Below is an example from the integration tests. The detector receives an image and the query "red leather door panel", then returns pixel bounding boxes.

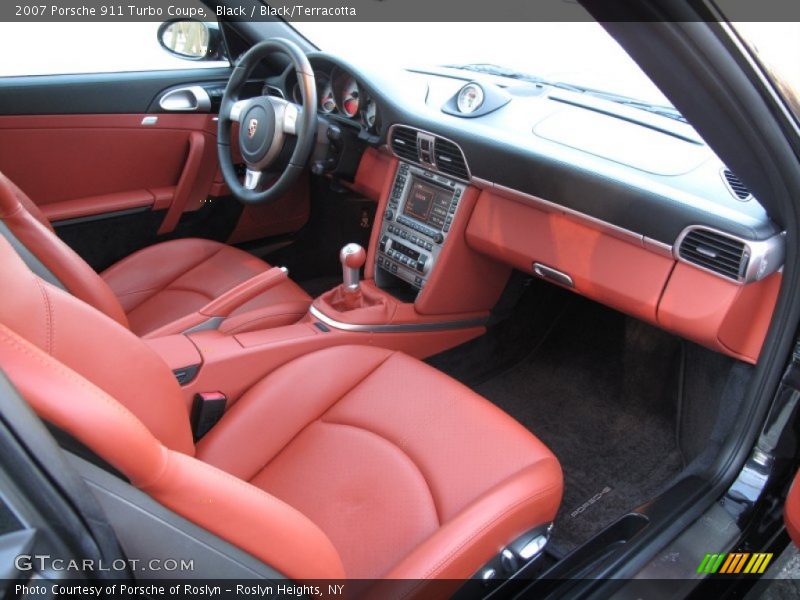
[0,113,217,226]
[0,112,310,244]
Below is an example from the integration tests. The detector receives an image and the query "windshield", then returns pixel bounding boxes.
[724,21,800,124]
[293,22,673,108]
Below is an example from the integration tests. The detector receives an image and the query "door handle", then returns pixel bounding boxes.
[158,86,211,112]
[157,131,206,235]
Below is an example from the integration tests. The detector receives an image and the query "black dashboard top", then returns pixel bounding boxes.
[267,52,780,247]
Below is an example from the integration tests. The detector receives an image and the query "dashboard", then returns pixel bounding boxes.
[259,51,784,364]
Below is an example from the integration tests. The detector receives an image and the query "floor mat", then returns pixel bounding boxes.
[474,296,685,556]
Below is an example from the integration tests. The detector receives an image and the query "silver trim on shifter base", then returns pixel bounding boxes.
[309,306,486,333]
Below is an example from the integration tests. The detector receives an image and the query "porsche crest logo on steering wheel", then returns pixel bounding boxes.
[247,118,258,138]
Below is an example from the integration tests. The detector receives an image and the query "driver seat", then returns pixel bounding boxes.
[0,171,312,337]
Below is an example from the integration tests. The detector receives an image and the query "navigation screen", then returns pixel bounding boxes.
[403,177,453,230]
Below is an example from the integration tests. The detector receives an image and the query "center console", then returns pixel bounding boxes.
[376,162,467,291]
[150,147,514,412]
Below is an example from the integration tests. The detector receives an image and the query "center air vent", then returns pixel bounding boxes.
[433,138,469,180]
[389,126,419,163]
[388,125,471,181]
[722,168,751,200]
[678,228,748,281]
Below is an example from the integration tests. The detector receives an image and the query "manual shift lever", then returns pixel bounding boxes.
[339,243,367,292]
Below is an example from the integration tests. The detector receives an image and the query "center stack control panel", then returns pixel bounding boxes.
[376,162,467,290]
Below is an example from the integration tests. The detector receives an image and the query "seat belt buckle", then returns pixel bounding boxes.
[190,392,227,441]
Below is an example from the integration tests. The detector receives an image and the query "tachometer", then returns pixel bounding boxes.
[341,77,360,118]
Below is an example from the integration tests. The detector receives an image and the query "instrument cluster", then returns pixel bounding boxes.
[284,67,380,133]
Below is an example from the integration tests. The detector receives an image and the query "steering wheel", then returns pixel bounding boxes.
[217,38,317,204]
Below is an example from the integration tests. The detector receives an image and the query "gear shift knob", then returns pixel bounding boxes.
[340,243,366,291]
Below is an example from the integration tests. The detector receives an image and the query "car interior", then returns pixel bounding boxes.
[0,7,794,597]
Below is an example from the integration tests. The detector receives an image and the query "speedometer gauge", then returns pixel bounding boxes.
[341,77,360,118]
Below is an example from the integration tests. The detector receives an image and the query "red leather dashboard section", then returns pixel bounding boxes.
[466,190,673,324]
[465,189,779,364]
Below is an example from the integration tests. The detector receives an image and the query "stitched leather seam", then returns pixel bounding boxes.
[147,449,342,576]
[1,198,25,220]
[0,326,159,457]
[165,247,226,294]
[318,419,442,525]
[112,246,225,312]
[408,480,561,588]
[34,278,53,355]
[246,351,396,479]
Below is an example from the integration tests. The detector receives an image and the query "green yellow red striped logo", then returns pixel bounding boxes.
[697,552,773,575]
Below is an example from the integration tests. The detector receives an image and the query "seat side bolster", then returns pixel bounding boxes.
[0,322,344,581]
[144,451,345,580]
[381,458,563,582]
[0,322,169,486]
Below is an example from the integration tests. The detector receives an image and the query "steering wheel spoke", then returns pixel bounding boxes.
[229,99,250,123]
[282,101,300,135]
[243,168,262,190]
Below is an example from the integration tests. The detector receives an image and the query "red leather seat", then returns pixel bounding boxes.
[0,236,563,586]
[0,171,311,336]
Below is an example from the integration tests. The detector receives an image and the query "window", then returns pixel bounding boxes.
[0,19,228,77]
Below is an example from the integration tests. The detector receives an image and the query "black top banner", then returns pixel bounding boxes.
[2,0,800,22]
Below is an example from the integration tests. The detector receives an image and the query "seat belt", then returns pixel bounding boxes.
[0,370,130,578]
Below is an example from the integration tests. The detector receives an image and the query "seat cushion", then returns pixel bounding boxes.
[100,238,311,336]
[196,345,563,580]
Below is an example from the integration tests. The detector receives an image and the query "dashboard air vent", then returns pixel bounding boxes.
[678,228,748,280]
[390,126,419,163]
[723,169,751,200]
[433,138,469,180]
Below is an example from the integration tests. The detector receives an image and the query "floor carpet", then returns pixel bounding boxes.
[474,297,685,556]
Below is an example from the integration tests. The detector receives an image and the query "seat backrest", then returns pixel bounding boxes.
[0,171,129,329]
[0,236,345,579]
[0,235,192,454]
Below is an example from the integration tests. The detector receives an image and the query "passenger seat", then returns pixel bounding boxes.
[0,236,562,587]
